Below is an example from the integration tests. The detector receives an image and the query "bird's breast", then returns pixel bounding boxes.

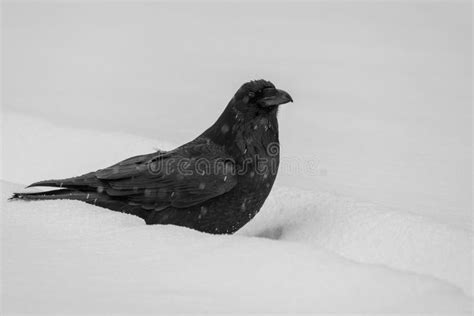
[233,121,280,203]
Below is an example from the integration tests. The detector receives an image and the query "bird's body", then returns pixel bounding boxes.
[10,80,292,234]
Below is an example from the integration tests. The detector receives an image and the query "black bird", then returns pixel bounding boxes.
[10,80,293,234]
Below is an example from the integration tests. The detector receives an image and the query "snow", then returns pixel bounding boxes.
[240,187,473,297]
[1,112,473,314]
[2,2,472,313]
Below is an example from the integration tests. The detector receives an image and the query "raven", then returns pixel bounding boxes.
[10,80,293,234]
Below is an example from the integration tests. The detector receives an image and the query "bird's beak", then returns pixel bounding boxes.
[258,88,293,107]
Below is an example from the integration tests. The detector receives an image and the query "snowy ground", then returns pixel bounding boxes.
[1,112,472,314]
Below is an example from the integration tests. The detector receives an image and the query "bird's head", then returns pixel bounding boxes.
[201,79,292,146]
[231,80,293,115]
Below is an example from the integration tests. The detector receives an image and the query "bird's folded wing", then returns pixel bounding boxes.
[95,142,237,210]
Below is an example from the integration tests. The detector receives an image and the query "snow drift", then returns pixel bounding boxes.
[1,112,472,314]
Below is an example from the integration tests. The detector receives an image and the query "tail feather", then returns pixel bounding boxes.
[10,189,96,202]
[10,189,151,223]
[26,172,101,189]
[26,180,69,188]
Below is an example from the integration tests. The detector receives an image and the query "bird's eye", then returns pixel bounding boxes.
[248,92,255,98]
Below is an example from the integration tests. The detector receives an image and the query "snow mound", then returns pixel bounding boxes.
[240,187,473,297]
[2,181,472,314]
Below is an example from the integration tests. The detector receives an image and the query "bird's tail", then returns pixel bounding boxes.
[9,173,103,203]
[9,188,151,223]
[9,189,99,203]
